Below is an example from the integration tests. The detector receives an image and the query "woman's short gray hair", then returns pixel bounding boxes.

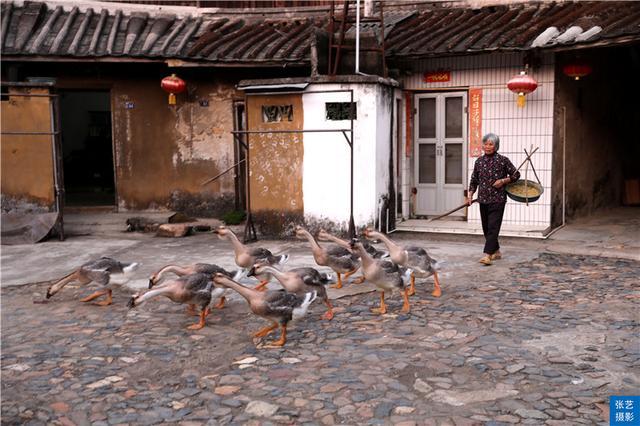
[482,133,500,151]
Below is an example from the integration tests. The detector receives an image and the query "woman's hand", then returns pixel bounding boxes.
[493,178,509,189]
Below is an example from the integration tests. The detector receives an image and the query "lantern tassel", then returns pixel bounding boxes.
[517,93,526,108]
[168,93,176,105]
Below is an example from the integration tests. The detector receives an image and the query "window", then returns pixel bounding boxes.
[262,105,293,122]
[326,102,356,120]
[1,85,9,102]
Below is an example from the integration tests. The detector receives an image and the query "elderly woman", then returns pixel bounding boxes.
[466,133,520,265]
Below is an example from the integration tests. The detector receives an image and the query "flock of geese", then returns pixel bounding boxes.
[44,226,442,347]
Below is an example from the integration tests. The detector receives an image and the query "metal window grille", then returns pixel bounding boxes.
[326,102,356,120]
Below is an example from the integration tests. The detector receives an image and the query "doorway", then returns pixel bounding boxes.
[414,92,467,216]
[59,91,115,206]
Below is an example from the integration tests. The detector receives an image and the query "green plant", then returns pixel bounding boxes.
[221,210,246,225]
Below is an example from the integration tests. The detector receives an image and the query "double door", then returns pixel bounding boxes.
[414,92,467,216]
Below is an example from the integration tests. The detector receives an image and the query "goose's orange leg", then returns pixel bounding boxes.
[351,268,366,284]
[80,288,112,306]
[187,307,209,330]
[401,287,411,313]
[264,325,287,347]
[408,273,416,296]
[254,280,269,292]
[321,298,334,320]
[253,322,278,338]
[330,273,343,289]
[186,304,199,316]
[432,272,442,297]
[212,296,226,309]
[343,268,358,283]
[371,291,387,314]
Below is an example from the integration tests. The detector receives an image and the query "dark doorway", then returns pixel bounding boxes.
[60,91,115,206]
[233,101,247,211]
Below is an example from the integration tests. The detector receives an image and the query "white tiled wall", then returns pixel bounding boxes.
[400,52,554,227]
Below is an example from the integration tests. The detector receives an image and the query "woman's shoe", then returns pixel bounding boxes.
[479,255,492,266]
[490,251,502,260]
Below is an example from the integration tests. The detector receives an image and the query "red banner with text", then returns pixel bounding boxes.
[469,88,483,157]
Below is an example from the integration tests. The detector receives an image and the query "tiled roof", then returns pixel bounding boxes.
[2,1,639,66]
[0,1,325,65]
[385,1,640,58]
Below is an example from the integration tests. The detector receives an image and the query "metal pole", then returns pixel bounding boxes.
[349,89,355,238]
[356,0,361,74]
[50,89,65,240]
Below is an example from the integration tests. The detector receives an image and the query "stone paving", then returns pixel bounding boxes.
[1,251,639,425]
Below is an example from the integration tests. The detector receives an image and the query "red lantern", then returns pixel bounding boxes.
[563,63,592,80]
[507,71,538,108]
[160,74,186,105]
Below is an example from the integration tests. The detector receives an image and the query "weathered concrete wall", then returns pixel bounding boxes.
[246,94,304,235]
[552,46,639,225]
[111,77,239,216]
[0,87,54,211]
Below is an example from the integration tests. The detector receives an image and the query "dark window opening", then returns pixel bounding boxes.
[60,91,115,206]
[1,85,9,101]
[326,102,356,120]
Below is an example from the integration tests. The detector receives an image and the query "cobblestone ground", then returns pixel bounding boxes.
[2,253,638,426]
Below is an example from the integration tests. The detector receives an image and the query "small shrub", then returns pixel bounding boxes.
[221,210,246,225]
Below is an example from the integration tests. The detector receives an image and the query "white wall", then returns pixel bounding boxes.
[400,52,555,227]
[302,83,393,229]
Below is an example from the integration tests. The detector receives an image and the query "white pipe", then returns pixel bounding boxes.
[355,0,360,74]
[562,106,566,227]
[386,208,389,233]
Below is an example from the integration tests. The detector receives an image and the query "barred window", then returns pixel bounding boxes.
[326,102,356,120]
[262,105,293,122]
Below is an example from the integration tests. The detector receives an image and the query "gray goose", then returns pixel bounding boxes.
[248,263,335,320]
[214,225,288,291]
[364,227,441,298]
[349,239,412,315]
[213,273,316,347]
[295,226,360,289]
[46,257,139,306]
[127,273,221,330]
[148,263,243,312]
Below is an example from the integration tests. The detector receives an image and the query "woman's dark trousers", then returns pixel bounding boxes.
[479,202,506,254]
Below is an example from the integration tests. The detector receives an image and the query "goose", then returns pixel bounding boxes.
[127,273,221,330]
[295,226,360,289]
[364,228,441,298]
[350,239,412,315]
[214,225,288,291]
[317,229,388,259]
[46,257,139,306]
[317,228,389,284]
[148,263,244,311]
[213,273,317,347]
[247,263,335,320]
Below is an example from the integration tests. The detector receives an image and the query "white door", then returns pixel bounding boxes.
[414,92,467,216]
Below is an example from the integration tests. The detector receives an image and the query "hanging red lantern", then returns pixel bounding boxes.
[160,74,186,105]
[507,71,538,108]
[563,63,592,80]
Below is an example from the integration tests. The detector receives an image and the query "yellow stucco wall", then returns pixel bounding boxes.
[0,87,55,206]
[246,94,304,213]
[110,78,239,211]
